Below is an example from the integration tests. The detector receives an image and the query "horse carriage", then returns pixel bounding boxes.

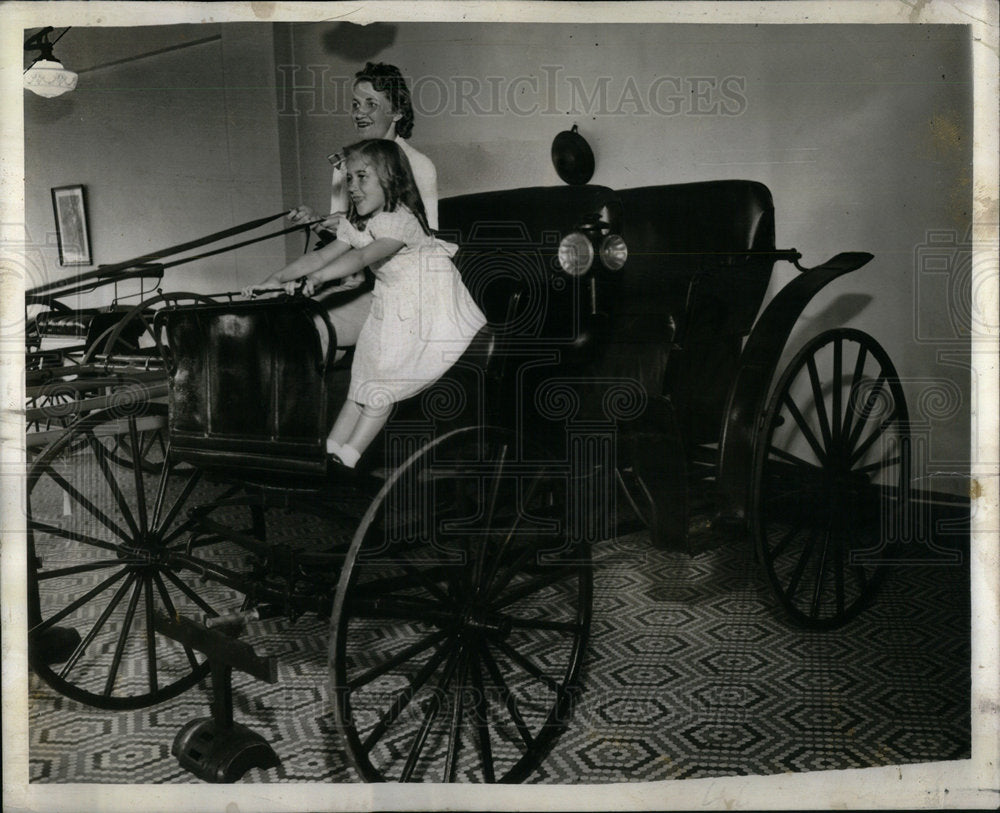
[24,179,909,783]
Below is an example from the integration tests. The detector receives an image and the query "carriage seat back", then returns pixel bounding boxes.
[439,185,622,327]
[615,180,776,344]
[600,181,778,441]
[156,299,334,476]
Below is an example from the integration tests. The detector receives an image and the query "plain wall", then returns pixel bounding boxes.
[23,23,287,305]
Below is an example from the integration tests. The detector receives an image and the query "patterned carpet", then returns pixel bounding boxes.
[28,502,971,784]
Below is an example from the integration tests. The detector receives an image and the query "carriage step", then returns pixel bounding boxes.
[153,612,281,783]
[172,718,279,784]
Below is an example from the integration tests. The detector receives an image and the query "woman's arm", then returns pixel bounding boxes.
[303,237,404,292]
[412,157,438,230]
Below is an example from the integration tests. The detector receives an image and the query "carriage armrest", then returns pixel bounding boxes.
[790,251,874,275]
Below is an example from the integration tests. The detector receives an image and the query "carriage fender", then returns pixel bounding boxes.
[715,251,874,523]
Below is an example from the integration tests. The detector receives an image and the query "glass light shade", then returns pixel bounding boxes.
[24,59,78,98]
[557,231,595,277]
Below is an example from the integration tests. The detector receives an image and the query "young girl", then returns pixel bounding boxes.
[247,139,486,468]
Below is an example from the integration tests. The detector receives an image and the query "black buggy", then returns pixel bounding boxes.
[25,180,910,782]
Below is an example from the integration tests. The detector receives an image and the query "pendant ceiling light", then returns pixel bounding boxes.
[24,27,77,98]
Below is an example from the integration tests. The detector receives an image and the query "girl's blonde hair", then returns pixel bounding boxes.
[342,140,431,235]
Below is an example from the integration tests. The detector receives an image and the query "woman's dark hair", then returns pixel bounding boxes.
[354,62,415,139]
[343,139,431,235]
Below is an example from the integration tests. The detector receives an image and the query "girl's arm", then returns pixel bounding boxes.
[301,237,404,293]
[246,238,353,294]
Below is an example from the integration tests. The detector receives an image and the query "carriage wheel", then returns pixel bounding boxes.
[331,426,592,783]
[27,402,263,709]
[101,416,171,474]
[80,292,220,368]
[752,328,910,628]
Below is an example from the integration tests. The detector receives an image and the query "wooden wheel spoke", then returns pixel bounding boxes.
[809,524,833,619]
[504,616,583,634]
[360,638,455,755]
[144,575,159,693]
[36,557,141,581]
[160,568,220,618]
[152,572,199,671]
[479,642,535,750]
[348,628,451,691]
[126,418,150,532]
[152,469,202,539]
[58,571,138,680]
[103,574,145,696]
[767,445,823,471]
[399,644,462,782]
[28,519,123,555]
[853,454,901,476]
[782,395,828,464]
[44,468,132,545]
[842,344,869,441]
[468,646,496,783]
[767,515,806,561]
[480,468,551,595]
[784,528,818,601]
[32,567,131,635]
[399,562,458,607]
[850,409,900,466]
[476,444,509,592]
[491,638,564,695]
[490,565,578,612]
[442,646,471,783]
[485,543,539,604]
[806,356,833,450]
[84,433,142,539]
[832,337,843,443]
[846,374,887,452]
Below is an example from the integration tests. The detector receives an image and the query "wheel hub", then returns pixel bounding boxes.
[462,606,511,638]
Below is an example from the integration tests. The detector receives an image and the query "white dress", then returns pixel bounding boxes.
[337,207,486,406]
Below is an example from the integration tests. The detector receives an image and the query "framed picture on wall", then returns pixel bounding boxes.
[51,184,92,266]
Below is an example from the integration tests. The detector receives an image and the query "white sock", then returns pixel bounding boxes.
[326,438,342,456]
[338,444,361,468]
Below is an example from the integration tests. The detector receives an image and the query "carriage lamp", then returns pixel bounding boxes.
[24,27,77,98]
[558,231,595,276]
[599,234,628,271]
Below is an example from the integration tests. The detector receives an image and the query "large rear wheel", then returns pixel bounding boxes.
[752,328,910,628]
[330,426,592,782]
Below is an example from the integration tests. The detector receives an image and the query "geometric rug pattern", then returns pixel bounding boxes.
[29,516,971,784]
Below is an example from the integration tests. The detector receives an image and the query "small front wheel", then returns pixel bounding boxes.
[27,403,262,709]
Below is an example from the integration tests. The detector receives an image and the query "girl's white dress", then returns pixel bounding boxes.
[337,207,486,406]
